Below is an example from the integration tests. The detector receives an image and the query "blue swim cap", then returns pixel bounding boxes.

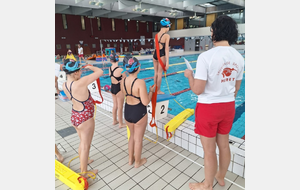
[160,18,171,28]
[63,60,82,74]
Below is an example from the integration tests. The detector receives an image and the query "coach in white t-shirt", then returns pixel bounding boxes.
[77,44,87,64]
[185,15,244,190]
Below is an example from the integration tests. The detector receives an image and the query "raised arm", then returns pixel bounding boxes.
[78,65,103,87]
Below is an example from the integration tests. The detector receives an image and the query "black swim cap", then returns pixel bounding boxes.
[109,53,119,62]
[122,56,140,74]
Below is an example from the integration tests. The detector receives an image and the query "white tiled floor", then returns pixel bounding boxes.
[55,99,245,190]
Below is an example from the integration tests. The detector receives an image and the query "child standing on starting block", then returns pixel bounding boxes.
[121,56,156,168]
[62,60,103,177]
[152,18,171,94]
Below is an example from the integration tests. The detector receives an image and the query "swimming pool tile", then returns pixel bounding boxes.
[130,185,143,190]
[131,167,152,183]
[148,178,168,190]
[189,142,196,154]
[87,179,107,190]
[147,158,166,172]
[183,163,201,177]
[102,168,124,184]
[107,173,129,190]
[175,136,182,146]
[228,184,244,190]
[234,154,245,166]
[139,173,160,189]
[161,167,181,183]
[163,184,177,190]
[182,139,189,150]
[115,178,136,190]
[232,163,244,177]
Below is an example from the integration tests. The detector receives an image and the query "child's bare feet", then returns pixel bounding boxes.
[119,123,126,128]
[134,158,147,168]
[113,121,119,125]
[81,169,98,179]
[157,90,165,94]
[189,182,212,190]
[56,153,64,163]
[215,172,225,186]
[129,156,135,165]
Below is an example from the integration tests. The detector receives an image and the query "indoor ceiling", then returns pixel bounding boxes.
[55,0,245,22]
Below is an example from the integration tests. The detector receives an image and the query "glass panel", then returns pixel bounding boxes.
[81,16,85,30]
[97,18,101,30]
[125,20,128,32]
[62,14,67,29]
[112,19,115,31]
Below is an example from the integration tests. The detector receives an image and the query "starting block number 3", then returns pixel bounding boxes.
[88,80,99,94]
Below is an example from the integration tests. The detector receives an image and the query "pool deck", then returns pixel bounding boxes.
[55,51,245,190]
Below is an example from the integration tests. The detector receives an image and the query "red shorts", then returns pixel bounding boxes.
[78,54,84,58]
[194,101,235,138]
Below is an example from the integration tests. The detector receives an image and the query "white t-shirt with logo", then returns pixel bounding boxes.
[78,47,83,55]
[194,46,244,104]
[55,63,61,77]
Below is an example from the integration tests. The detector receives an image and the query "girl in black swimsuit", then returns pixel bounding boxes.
[153,18,171,95]
[121,56,156,168]
[109,53,126,128]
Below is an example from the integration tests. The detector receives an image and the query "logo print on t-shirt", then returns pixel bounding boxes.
[222,68,237,78]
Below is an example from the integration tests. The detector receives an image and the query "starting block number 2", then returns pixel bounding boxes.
[147,100,169,120]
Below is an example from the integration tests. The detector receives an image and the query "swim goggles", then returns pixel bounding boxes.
[64,61,82,72]
[121,61,140,73]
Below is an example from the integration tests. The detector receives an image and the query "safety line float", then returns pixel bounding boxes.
[55,160,89,190]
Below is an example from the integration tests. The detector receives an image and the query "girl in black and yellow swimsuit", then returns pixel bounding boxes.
[109,53,126,128]
[121,56,156,168]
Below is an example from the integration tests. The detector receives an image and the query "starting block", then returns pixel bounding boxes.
[55,160,88,190]
[147,94,175,120]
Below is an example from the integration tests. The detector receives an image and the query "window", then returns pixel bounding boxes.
[154,22,158,32]
[112,19,115,31]
[136,21,139,32]
[62,14,67,29]
[124,20,128,32]
[92,44,96,48]
[107,44,110,47]
[56,44,61,49]
[84,44,88,47]
[97,17,101,30]
[81,16,85,30]
[120,43,123,48]
[66,44,71,49]
[114,43,117,48]
[146,22,149,32]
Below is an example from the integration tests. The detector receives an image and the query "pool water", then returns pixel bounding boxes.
[81,53,245,138]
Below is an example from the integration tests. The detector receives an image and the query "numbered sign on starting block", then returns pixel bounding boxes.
[88,80,99,94]
[147,94,176,121]
[58,71,66,82]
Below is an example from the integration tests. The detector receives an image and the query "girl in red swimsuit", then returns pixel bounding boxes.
[62,60,103,178]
